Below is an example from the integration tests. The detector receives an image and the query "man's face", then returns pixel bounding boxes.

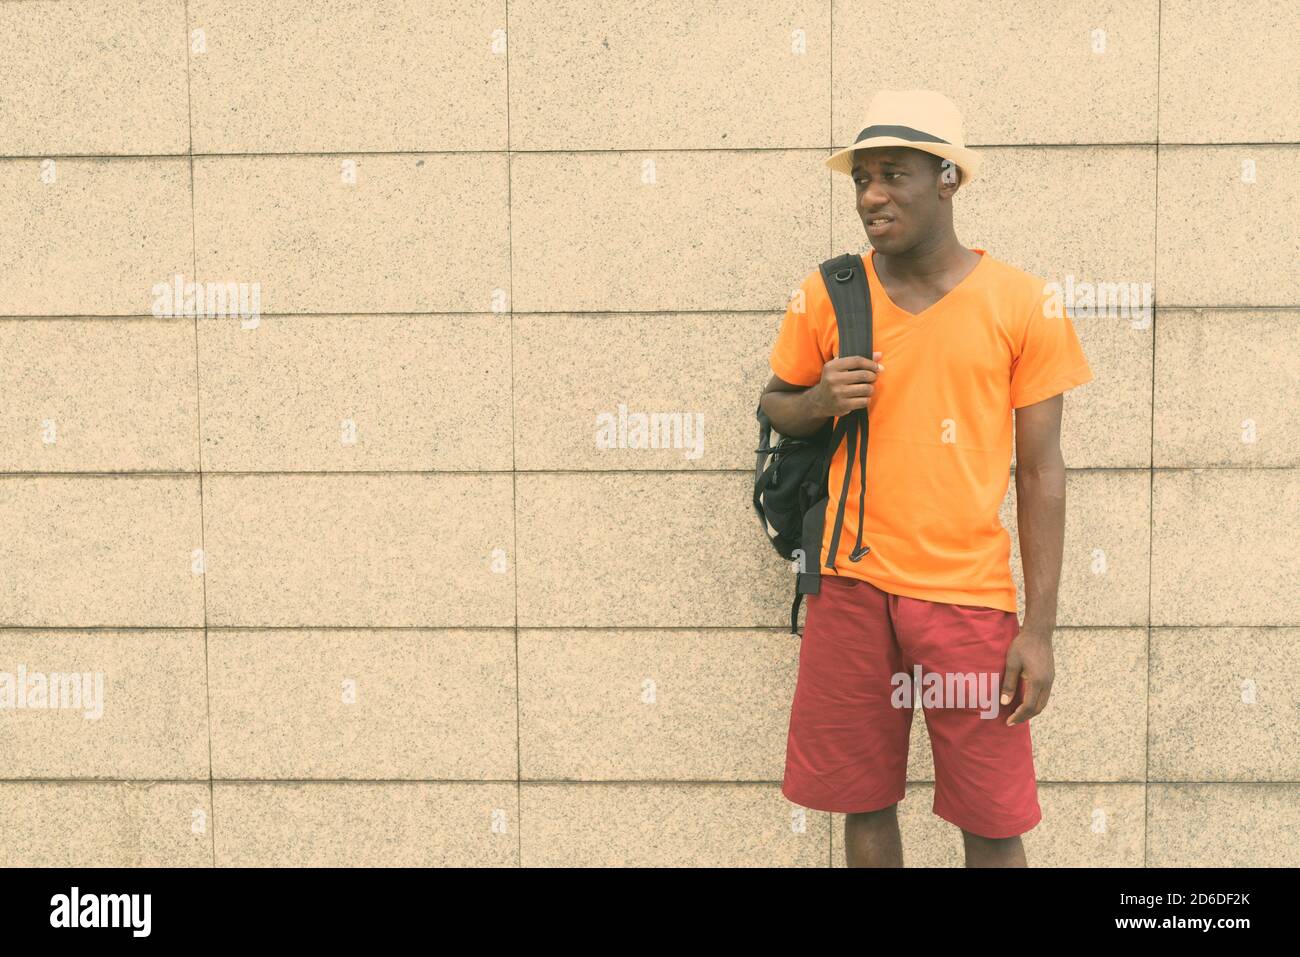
[851,146,955,251]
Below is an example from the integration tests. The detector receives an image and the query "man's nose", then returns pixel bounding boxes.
[860,182,889,209]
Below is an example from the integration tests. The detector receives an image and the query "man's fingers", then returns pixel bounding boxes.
[1006,679,1039,726]
[833,355,873,367]
[1000,656,1021,707]
[1034,682,1052,716]
[830,370,880,390]
[832,355,884,373]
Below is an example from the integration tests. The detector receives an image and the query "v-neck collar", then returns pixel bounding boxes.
[865,247,988,319]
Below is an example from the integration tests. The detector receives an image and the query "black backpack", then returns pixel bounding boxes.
[752,251,874,636]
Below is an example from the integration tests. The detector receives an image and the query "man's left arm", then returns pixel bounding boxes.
[1001,392,1067,726]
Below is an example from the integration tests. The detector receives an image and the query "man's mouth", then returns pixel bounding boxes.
[867,216,894,236]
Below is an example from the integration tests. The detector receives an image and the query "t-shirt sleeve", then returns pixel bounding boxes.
[770,271,832,387]
[1009,286,1094,409]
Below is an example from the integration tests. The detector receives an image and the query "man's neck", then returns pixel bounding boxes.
[875,233,976,284]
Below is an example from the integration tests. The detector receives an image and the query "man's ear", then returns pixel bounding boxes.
[938,158,961,190]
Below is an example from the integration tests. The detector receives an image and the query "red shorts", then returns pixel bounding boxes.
[781,575,1042,839]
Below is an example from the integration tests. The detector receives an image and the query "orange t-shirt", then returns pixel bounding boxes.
[769,248,1094,612]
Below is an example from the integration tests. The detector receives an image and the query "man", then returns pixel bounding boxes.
[760,90,1093,867]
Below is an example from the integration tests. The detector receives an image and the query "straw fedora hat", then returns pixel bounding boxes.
[826,90,981,186]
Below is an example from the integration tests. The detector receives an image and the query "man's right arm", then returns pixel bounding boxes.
[759,373,831,438]
[759,353,884,438]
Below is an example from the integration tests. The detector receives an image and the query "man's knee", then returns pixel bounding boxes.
[961,828,1020,844]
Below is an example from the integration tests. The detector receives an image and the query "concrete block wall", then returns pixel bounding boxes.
[0,0,1295,867]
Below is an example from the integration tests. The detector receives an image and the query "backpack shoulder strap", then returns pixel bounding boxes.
[789,253,875,637]
[819,252,872,361]
[816,252,874,575]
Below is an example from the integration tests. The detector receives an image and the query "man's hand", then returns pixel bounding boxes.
[1000,628,1054,726]
[809,352,884,418]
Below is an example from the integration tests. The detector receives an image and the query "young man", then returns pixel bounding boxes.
[761,90,1093,867]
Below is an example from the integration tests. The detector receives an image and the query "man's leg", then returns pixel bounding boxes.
[892,595,1043,861]
[962,830,1026,867]
[781,578,912,857]
[844,804,903,868]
